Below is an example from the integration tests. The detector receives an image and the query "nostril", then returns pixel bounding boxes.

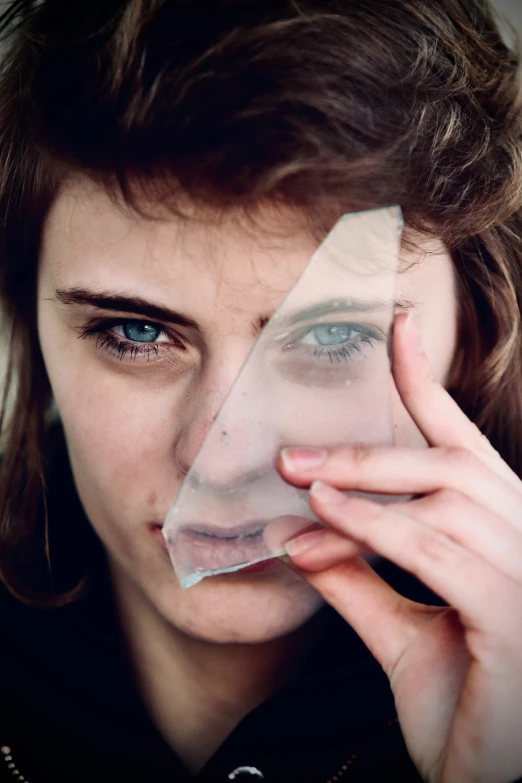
[183,466,275,496]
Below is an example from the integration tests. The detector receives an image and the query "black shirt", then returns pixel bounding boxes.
[0,430,428,783]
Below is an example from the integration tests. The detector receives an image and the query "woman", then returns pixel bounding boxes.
[0,0,521,781]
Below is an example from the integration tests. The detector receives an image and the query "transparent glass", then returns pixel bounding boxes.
[162,206,403,588]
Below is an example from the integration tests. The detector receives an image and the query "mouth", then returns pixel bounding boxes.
[179,519,265,539]
[161,520,275,574]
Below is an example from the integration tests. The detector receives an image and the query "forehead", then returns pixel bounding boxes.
[40,178,450,314]
[41,180,318,294]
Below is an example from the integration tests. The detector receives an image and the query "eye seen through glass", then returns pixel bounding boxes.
[163,207,402,588]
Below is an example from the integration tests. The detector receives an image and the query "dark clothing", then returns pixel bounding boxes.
[0,430,433,782]
[0,572,425,783]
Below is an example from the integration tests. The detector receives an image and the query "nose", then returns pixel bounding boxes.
[173,349,279,492]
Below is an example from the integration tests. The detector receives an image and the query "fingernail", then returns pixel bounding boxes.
[285,529,326,557]
[405,313,423,352]
[281,447,327,471]
[310,480,345,505]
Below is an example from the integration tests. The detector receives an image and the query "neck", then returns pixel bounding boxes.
[109,566,312,773]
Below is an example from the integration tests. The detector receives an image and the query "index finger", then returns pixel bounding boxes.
[392,312,519,487]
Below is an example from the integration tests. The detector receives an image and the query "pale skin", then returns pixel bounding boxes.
[36,178,522,780]
[273,318,522,783]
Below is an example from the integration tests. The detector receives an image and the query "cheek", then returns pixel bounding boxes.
[54,366,186,580]
[39,323,184,528]
[62,375,170,475]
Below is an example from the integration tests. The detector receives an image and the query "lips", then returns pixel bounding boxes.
[166,521,271,573]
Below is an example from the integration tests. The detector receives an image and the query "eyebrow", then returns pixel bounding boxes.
[55,287,200,330]
[54,287,414,333]
[271,296,414,327]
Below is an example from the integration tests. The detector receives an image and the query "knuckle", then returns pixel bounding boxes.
[321,571,350,604]
[412,487,456,512]
[312,561,362,604]
[443,446,480,472]
[349,444,374,470]
[415,529,457,567]
[433,487,466,512]
[346,496,385,528]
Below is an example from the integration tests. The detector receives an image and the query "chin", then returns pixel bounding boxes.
[150,566,324,645]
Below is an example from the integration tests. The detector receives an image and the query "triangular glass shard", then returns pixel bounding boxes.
[163,206,403,588]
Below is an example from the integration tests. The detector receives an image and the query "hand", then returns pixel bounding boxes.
[275,313,522,783]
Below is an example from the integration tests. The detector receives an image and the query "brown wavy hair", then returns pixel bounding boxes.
[0,0,521,606]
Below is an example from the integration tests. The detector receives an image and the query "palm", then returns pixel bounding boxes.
[389,606,469,782]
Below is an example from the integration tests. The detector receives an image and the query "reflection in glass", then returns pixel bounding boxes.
[162,207,403,588]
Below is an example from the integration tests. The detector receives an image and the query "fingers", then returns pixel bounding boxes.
[283,485,522,589]
[279,445,522,532]
[392,312,519,488]
[291,555,439,674]
[268,524,370,570]
[262,515,325,553]
[303,483,522,636]
[283,489,522,587]
[395,491,522,586]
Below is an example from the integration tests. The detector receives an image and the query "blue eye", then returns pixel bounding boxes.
[311,324,355,346]
[122,322,162,343]
[299,323,359,349]
[278,321,385,375]
[78,318,187,364]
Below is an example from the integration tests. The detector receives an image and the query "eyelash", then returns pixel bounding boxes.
[311,336,378,364]
[78,319,184,362]
[285,325,383,364]
[78,319,382,366]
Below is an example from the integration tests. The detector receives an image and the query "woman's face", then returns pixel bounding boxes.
[37,180,457,644]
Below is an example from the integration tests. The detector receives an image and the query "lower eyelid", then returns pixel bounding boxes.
[313,342,366,360]
[82,328,184,364]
